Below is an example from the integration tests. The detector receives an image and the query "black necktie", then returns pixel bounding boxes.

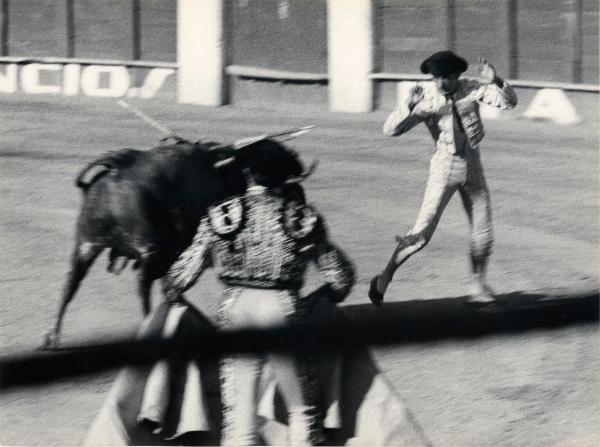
[451,98,466,134]
[450,97,466,155]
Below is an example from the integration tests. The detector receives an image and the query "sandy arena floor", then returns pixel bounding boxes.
[0,93,598,446]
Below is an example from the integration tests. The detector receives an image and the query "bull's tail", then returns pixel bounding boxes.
[76,149,143,190]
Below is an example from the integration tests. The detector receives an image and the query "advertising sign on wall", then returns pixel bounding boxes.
[0,63,176,99]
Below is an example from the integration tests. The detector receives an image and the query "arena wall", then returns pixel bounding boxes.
[0,0,597,114]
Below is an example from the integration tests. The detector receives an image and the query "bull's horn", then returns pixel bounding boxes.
[302,159,319,178]
[285,159,319,184]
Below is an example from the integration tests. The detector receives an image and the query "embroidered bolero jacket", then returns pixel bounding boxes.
[163,186,355,302]
[383,78,518,154]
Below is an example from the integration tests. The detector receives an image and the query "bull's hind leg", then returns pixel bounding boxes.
[41,241,104,350]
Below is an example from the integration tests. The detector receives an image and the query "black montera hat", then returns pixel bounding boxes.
[237,139,306,188]
[214,154,247,197]
[420,51,468,77]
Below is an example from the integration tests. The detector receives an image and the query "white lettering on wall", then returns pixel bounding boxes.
[138,68,176,98]
[0,63,175,99]
[0,64,17,93]
[522,88,582,125]
[63,64,81,96]
[80,65,130,97]
[21,63,62,94]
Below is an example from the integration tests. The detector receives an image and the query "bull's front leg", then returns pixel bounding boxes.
[41,241,104,350]
[137,246,161,315]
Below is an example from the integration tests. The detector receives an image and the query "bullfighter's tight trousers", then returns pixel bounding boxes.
[377,148,494,296]
[219,287,322,446]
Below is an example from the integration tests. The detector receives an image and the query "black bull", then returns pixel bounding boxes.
[42,139,254,349]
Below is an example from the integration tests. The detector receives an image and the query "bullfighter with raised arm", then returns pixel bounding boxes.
[369,51,517,307]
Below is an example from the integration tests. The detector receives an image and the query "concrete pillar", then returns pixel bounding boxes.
[327,0,375,112]
[439,0,456,52]
[567,0,583,83]
[497,0,518,79]
[177,0,229,105]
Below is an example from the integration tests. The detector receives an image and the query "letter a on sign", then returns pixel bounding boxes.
[522,88,582,125]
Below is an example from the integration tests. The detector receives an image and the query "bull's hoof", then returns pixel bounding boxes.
[39,332,60,351]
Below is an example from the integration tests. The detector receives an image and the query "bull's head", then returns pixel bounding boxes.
[284,158,319,184]
[232,126,317,186]
[233,138,317,188]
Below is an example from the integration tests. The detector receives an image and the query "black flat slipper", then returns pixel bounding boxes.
[368,275,385,307]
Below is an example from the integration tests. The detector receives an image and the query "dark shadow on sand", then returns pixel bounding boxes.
[340,289,599,345]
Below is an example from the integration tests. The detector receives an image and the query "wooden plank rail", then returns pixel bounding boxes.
[0,56,177,69]
[370,73,599,93]
[226,66,599,93]
[225,64,328,83]
[0,58,596,94]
